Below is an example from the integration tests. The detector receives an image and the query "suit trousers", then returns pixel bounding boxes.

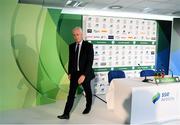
[63,71,92,115]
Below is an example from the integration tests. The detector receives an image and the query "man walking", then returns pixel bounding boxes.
[57,27,95,119]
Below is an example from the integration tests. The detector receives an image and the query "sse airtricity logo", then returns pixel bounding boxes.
[152,92,160,104]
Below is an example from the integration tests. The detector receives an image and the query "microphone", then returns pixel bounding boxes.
[161,64,173,78]
[138,64,150,82]
[169,69,174,78]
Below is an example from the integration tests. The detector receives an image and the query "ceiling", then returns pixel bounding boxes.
[19,0,180,16]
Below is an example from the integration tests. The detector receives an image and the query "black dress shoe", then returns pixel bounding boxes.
[57,114,69,119]
[82,108,91,114]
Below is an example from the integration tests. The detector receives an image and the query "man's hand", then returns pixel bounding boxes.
[68,74,71,80]
[78,75,85,85]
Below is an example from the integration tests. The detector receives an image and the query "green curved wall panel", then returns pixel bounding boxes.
[0,0,81,111]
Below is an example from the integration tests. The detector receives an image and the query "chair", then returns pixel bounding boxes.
[140,70,155,77]
[108,70,125,84]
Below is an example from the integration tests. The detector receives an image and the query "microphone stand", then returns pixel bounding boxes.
[169,69,174,78]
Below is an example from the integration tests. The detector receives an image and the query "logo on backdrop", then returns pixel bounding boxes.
[152,92,160,104]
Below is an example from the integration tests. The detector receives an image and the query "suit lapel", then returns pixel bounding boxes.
[79,41,85,60]
[72,43,76,53]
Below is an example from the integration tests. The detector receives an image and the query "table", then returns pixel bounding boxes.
[106,78,180,124]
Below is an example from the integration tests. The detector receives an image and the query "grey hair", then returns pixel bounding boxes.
[72,27,83,33]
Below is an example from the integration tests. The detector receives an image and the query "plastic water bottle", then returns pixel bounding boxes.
[158,69,161,78]
[161,69,165,78]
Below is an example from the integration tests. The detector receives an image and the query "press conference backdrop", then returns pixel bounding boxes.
[83,16,157,94]
[0,0,172,111]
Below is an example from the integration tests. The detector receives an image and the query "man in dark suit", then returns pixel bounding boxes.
[57,27,95,119]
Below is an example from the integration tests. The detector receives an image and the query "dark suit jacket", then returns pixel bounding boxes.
[68,41,95,82]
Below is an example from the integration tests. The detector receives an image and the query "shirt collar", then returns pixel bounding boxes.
[77,40,83,45]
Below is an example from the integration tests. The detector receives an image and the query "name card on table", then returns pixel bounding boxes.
[155,77,180,84]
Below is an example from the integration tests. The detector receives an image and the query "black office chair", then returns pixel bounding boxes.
[108,70,125,84]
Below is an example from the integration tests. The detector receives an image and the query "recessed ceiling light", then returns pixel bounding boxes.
[66,0,73,5]
[65,0,87,7]
[143,7,153,13]
[65,0,80,7]
[109,5,123,9]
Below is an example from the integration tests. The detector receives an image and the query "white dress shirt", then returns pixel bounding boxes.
[76,41,83,71]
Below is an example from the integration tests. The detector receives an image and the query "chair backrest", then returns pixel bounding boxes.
[108,70,125,84]
[140,70,155,77]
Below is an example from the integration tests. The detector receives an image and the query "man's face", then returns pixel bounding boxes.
[72,29,83,43]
